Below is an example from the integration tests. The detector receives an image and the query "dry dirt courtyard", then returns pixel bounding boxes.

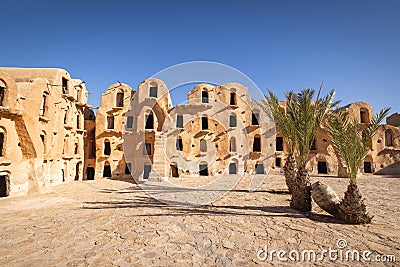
[0,174,399,266]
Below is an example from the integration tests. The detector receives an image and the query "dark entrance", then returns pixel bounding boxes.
[256,163,264,174]
[201,117,208,130]
[86,167,95,180]
[0,175,8,197]
[364,162,372,173]
[276,137,283,151]
[0,132,4,157]
[317,161,328,174]
[145,114,154,129]
[171,164,179,177]
[199,164,208,176]
[143,164,151,179]
[275,157,282,167]
[75,163,80,181]
[229,163,237,174]
[103,164,111,177]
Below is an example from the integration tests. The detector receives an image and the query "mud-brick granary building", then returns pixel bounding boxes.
[0,68,90,197]
[273,101,400,176]
[123,78,274,181]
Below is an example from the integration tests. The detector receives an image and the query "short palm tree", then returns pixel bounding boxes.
[263,90,297,193]
[286,87,339,211]
[326,107,390,224]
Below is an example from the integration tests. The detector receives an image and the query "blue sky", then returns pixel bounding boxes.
[1,0,399,113]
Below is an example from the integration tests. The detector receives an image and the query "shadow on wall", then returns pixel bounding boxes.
[375,162,400,176]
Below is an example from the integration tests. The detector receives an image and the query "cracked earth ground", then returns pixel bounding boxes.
[0,175,399,266]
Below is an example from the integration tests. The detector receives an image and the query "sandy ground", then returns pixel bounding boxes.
[0,174,399,266]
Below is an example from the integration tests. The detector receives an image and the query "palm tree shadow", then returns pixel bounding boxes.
[83,186,344,224]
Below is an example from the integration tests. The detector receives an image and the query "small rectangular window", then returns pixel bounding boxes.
[149,87,157,97]
[229,115,237,127]
[144,143,152,155]
[125,163,131,174]
[145,114,154,129]
[202,117,208,130]
[276,137,283,151]
[275,157,282,167]
[253,137,261,152]
[127,116,133,128]
[104,142,111,155]
[107,116,114,129]
[252,112,259,126]
[176,138,183,151]
[62,78,68,94]
[230,92,236,105]
[176,115,183,128]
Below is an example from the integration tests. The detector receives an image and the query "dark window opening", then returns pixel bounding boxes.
[62,78,68,94]
[116,92,124,107]
[149,86,158,97]
[310,138,316,151]
[229,114,237,127]
[144,143,152,155]
[230,138,236,152]
[200,139,207,152]
[126,116,133,128]
[107,115,114,129]
[104,141,111,155]
[39,94,46,116]
[202,91,209,103]
[176,115,183,128]
[276,137,283,151]
[0,132,4,157]
[0,84,5,106]
[256,163,264,174]
[75,163,80,181]
[229,162,237,174]
[125,163,132,174]
[86,167,95,180]
[145,114,154,129]
[0,175,8,197]
[360,109,368,123]
[275,157,282,167]
[103,164,111,177]
[176,138,183,151]
[385,130,393,146]
[253,136,261,152]
[230,92,237,105]
[317,161,328,174]
[143,164,151,179]
[64,111,67,124]
[199,164,208,176]
[74,143,78,154]
[76,115,80,129]
[202,117,208,130]
[171,164,179,177]
[252,112,259,125]
[364,162,372,173]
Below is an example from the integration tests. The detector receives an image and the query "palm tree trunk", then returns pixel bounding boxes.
[290,166,312,211]
[338,181,373,224]
[283,154,296,193]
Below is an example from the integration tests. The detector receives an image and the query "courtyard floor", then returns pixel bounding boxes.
[0,174,399,266]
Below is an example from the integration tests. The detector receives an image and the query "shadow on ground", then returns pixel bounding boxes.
[82,184,344,224]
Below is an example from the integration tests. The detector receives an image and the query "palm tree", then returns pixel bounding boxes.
[263,90,297,193]
[286,87,339,211]
[326,107,390,224]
